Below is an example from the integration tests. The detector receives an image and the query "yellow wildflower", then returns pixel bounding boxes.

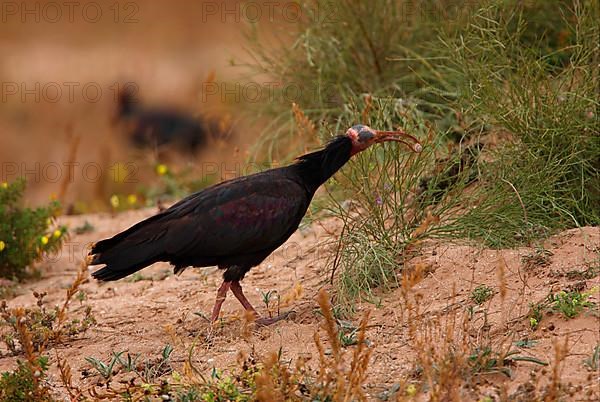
[127,194,138,205]
[40,236,49,246]
[110,195,120,209]
[156,164,168,176]
[1,182,7,189]
[53,229,62,239]
[406,384,417,396]
[0,241,5,252]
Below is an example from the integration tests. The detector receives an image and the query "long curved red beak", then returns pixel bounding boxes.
[374,130,422,152]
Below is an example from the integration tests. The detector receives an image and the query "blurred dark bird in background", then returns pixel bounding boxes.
[113,86,234,155]
[418,142,483,207]
[89,125,422,325]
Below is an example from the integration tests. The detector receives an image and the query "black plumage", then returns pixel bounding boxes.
[89,125,421,324]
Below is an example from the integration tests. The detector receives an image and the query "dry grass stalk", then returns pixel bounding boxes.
[497,256,508,301]
[279,282,304,308]
[14,308,39,369]
[56,351,82,401]
[291,102,318,153]
[255,353,287,401]
[361,94,373,123]
[1,260,90,356]
[314,289,372,401]
[410,212,441,240]
[54,261,88,344]
[545,337,569,401]
[58,127,81,204]
[346,311,371,401]
[13,308,51,400]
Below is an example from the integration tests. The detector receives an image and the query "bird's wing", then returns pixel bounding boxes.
[158,171,309,258]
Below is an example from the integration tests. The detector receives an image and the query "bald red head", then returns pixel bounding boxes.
[346,125,422,155]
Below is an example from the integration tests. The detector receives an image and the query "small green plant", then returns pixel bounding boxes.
[550,288,596,319]
[116,351,140,372]
[314,309,361,347]
[127,272,149,282]
[0,306,55,401]
[0,179,67,280]
[0,264,94,355]
[86,345,174,383]
[471,285,494,305]
[339,328,359,347]
[0,282,17,299]
[514,339,538,349]
[76,290,86,304]
[198,368,252,401]
[566,263,600,280]
[260,289,280,318]
[331,317,362,348]
[0,356,52,402]
[583,344,600,371]
[528,301,546,330]
[73,220,94,235]
[468,347,547,377]
[138,344,174,383]
[85,352,124,380]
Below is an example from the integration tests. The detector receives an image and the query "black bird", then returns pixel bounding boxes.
[89,125,421,325]
[114,87,232,154]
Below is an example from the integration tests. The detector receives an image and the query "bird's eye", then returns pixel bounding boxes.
[358,131,374,142]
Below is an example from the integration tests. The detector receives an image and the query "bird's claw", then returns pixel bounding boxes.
[254,310,295,327]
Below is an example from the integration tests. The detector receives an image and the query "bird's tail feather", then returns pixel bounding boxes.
[89,218,168,281]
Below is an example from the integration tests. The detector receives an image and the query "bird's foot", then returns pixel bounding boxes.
[254,311,295,327]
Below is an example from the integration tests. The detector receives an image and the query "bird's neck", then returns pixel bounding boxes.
[292,136,353,193]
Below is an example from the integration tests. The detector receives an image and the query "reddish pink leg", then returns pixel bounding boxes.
[230,281,258,315]
[211,281,231,322]
[230,281,292,326]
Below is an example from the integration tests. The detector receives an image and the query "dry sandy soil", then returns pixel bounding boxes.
[0,208,598,401]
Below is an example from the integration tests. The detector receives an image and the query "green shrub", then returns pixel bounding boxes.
[1,291,96,355]
[0,179,67,280]
[550,288,596,319]
[243,0,472,159]
[445,0,600,241]
[243,0,599,301]
[0,356,53,402]
[514,0,580,67]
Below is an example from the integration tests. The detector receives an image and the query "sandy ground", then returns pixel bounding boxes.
[0,208,598,401]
